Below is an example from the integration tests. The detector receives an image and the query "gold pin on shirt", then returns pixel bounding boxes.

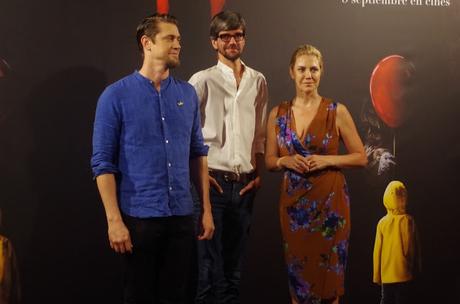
[177,100,184,107]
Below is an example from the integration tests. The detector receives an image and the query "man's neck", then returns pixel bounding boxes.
[218,56,244,87]
[139,59,170,91]
[218,56,244,77]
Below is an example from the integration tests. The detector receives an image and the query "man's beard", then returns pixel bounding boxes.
[166,56,180,69]
[221,47,241,61]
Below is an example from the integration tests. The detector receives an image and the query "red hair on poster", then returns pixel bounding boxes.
[210,0,226,17]
[156,0,169,14]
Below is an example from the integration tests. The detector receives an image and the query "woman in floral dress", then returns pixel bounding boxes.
[265,45,367,304]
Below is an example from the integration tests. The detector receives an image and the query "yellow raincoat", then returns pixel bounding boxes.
[373,181,420,284]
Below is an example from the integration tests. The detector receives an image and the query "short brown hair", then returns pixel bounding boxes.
[136,14,179,53]
[209,11,246,40]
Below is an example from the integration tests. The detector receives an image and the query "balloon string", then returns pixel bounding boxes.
[393,132,396,157]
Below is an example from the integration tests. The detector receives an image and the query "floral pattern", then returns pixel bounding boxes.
[327,102,337,111]
[319,240,349,275]
[277,115,293,153]
[287,196,321,232]
[285,171,312,195]
[321,211,346,240]
[321,132,333,153]
[287,258,321,304]
[286,192,346,242]
[343,183,350,206]
[275,99,350,301]
[333,240,349,270]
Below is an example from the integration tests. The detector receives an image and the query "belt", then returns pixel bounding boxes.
[209,169,256,184]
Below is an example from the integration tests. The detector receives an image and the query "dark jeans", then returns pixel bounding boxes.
[122,214,197,304]
[193,176,256,304]
[380,281,413,304]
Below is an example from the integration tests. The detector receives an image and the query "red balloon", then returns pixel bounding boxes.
[370,55,414,128]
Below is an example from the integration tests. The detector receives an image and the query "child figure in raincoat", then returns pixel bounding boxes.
[373,180,420,304]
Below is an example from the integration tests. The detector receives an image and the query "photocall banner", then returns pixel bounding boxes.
[0,0,458,303]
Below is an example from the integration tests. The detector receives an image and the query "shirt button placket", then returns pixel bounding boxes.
[159,92,173,213]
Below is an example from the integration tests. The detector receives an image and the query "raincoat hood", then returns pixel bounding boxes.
[383,180,407,215]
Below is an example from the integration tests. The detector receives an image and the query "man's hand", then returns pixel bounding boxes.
[209,174,223,193]
[239,175,261,196]
[108,219,133,254]
[198,211,215,240]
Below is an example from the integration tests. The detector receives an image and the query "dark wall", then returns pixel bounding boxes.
[1,0,459,303]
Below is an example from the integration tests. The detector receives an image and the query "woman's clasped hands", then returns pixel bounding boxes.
[277,154,333,174]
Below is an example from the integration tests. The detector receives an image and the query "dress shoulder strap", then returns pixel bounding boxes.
[322,98,338,133]
[323,98,337,109]
[276,101,291,118]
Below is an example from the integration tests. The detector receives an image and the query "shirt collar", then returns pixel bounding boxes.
[134,70,172,91]
[216,60,247,76]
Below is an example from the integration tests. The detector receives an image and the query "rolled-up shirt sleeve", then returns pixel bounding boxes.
[253,75,268,154]
[189,89,209,159]
[91,88,121,178]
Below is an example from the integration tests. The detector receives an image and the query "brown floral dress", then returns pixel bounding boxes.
[275,99,350,303]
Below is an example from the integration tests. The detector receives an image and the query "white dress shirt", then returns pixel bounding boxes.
[189,60,268,174]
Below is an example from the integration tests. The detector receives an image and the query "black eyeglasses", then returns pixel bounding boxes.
[217,32,245,42]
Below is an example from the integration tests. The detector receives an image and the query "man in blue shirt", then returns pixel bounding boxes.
[91,14,214,304]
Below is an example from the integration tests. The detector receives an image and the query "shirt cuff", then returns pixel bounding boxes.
[92,162,119,179]
[190,144,209,159]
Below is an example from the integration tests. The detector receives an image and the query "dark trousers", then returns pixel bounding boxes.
[193,176,256,304]
[380,281,413,304]
[122,215,197,304]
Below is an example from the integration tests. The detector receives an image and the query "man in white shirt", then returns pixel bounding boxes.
[189,10,268,304]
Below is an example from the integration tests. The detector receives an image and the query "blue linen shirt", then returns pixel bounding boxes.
[91,71,208,218]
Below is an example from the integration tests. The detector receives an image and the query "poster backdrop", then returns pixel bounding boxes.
[1,0,459,303]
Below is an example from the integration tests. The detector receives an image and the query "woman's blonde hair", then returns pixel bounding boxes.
[289,44,324,71]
